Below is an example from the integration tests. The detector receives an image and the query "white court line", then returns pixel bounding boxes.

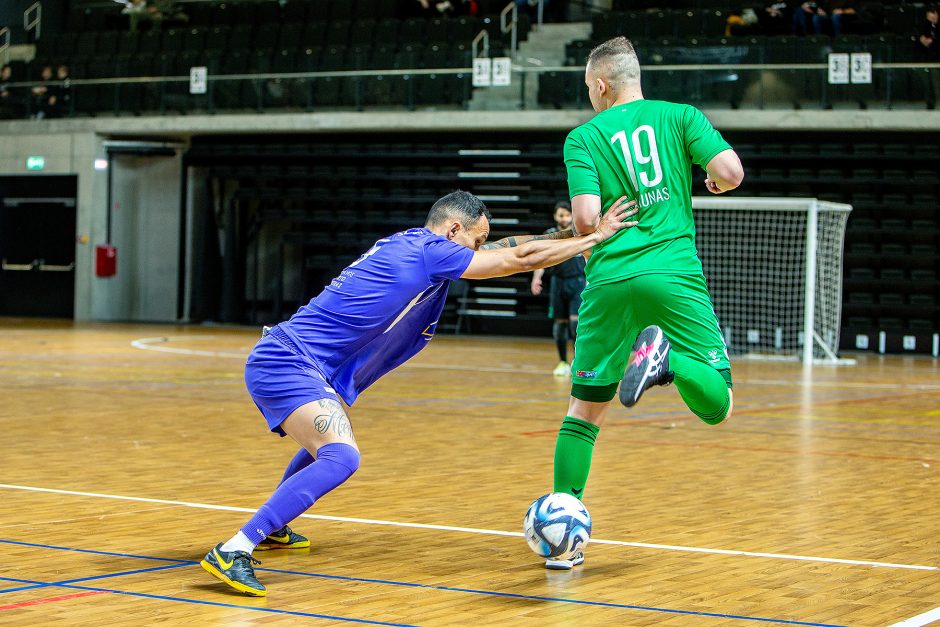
[130,337,940,390]
[1,483,935,572]
[130,337,247,359]
[888,607,940,627]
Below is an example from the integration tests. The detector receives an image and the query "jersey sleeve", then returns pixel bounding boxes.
[683,106,732,168]
[564,130,601,198]
[423,238,475,282]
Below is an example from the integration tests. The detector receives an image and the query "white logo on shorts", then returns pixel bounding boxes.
[708,349,720,363]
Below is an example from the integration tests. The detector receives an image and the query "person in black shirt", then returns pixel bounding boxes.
[917,5,940,109]
[0,64,18,119]
[530,200,586,376]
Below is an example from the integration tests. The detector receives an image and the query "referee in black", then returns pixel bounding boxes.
[530,200,587,376]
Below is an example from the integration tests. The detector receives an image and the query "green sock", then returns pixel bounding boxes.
[669,352,731,425]
[553,416,600,498]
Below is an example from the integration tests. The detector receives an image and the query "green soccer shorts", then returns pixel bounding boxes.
[570,273,732,401]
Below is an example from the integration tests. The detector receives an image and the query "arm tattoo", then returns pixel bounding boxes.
[314,399,356,441]
[480,229,575,250]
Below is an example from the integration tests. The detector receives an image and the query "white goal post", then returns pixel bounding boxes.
[692,197,854,366]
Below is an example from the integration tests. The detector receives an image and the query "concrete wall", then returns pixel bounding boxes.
[92,153,181,321]
[0,127,182,321]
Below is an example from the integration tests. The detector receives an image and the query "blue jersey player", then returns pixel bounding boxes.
[200,191,637,596]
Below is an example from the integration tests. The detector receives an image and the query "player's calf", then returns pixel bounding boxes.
[693,389,733,425]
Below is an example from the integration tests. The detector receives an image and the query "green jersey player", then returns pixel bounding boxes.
[547,37,745,570]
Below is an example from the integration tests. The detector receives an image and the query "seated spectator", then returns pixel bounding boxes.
[725,7,759,36]
[410,0,437,17]
[121,0,162,32]
[792,1,819,35]
[30,65,53,119]
[0,64,21,119]
[153,0,189,26]
[813,0,857,37]
[45,65,71,118]
[413,0,476,16]
[917,4,940,109]
[763,2,792,36]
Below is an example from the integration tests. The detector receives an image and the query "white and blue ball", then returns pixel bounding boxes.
[523,492,592,559]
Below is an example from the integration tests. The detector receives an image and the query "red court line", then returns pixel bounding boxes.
[0,590,108,611]
[520,389,940,437]
[622,438,940,465]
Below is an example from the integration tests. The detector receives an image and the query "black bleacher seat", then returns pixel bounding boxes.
[646,11,675,38]
[279,24,303,50]
[138,30,161,55]
[878,318,905,330]
[161,29,184,54]
[538,72,566,108]
[849,267,876,280]
[324,20,350,47]
[879,219,907,233]
[303,22,328,47]
[374,19,400,46]
[427,18,449,44]
[255,24,281,50]
[450,17,479,43]
[96,31,119,56]
[230,24,256,50]
[883,5,916,35]
[423,44,449,69]
[255,2,281,25]
[76,31,98,58]
[281,0,308,25]
[232,3,258,27]
[400,18,427,45]
[204,27,229,52]
[349,19,376,45]
[878,293,904,305]
[908,319,934,332]
[675,10,703,38]
[115,55,152,114]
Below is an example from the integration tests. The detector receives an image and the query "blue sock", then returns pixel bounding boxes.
[279,448,315,485]
[241,443,360,544]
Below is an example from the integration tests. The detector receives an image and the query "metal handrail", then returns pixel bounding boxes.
[0,27,10,59]
[24,2,42,40]
[472,29,489,60]
[500,2,518,58]
[1,61,938,91]
[1,259,75,272]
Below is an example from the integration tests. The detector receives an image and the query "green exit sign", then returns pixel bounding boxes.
[26,156,45,171]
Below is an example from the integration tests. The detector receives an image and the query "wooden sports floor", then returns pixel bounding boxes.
[1,319,939,626]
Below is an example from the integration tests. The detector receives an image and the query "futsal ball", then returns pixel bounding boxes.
[523,492,592,559]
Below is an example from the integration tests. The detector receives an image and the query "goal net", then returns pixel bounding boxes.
[692,197,853,365]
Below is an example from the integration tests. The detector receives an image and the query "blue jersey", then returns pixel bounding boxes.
[278,228,474,405]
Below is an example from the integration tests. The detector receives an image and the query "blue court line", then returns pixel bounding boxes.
[0,539,848,626]
[0,577,417,626]
[0,538,189,563]
[0,563,188,592]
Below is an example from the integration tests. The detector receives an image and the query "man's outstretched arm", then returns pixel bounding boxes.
[480,228,576,250]
[461,197,636,280]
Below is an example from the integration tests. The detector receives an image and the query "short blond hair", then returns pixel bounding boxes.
[587,36,641,90]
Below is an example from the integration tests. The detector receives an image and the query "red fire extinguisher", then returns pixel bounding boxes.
[95,244,117,277]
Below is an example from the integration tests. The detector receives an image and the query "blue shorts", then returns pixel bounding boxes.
[244,326,341,436]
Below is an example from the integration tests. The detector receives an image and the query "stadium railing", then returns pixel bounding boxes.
[2,60,939,117]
